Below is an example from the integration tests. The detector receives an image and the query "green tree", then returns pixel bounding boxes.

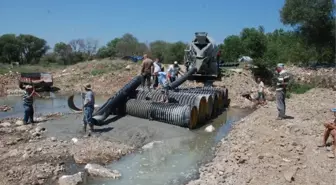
[0,34,21,63]
[166,41,187,63]
[219,35,246,62]
[53,42,72,65]
[240,27,268,59]
[149,40,169,62]
[17,34,49,64]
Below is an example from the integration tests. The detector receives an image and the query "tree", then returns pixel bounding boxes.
[280,0,335,62]
[166,41,187,63]
[16,34,49,64]
[115,33,139,56]
[0,34,21,63]
[84,38,99,57]
[219,35,246,62]
[149,40,169,62]
[53,42,72,65]
[240,27,268,59]
[69,39,85,52]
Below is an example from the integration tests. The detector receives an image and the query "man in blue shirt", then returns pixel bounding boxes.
[82,84,95,136]
[22,85,41,124]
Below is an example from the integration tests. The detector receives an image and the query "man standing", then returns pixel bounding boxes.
[256,77,265,105]
[152,58,162,89]
[157,67,170,103]
[82,84,95,136]
[167,61,181,82]
[22,85,41,125]
[275,63,290,120]
[140,54,154,91]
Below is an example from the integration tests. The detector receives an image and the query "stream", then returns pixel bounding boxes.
[88,108,252,185]
[0,94,253,185]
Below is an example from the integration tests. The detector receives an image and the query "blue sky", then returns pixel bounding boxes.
[0,0,289,48]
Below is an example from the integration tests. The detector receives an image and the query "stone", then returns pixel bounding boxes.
[0,122,11,127]
[15,120,24,126]
[84,163,121,179]
[58,172,87,185]
[16,125,30,132]
[205,125,215,132]
[283,166,298,182]
[50,137,57,142]
[35,126,46,133]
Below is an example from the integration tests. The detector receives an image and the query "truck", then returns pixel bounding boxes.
[18,72,53,90]
[184,32,222,83]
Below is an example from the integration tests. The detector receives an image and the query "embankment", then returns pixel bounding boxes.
[187,88,336,185]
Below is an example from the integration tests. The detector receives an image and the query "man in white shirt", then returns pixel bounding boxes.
[167,61,181,83]
[152,58,162,89]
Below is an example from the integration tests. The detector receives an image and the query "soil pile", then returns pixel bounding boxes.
[187,88,336,185]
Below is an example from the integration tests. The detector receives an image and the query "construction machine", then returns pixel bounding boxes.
[183,32,221,85]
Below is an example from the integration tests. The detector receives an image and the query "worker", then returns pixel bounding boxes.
[140,54,154,91]
[152,58,162,89]
[275,63,291,120]
[22,85,41,125]
[167,61,181,83]
[318,108,336,158]
[256,77,266,105]
[82,83,95,136]
[157,67,170,103]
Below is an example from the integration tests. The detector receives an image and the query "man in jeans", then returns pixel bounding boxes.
[140,54,154,91]
[275,63,291,120]
[22,85,41,125]
[82,84,95,136]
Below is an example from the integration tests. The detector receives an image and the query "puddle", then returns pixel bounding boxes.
[87,108,253,185]
[0,93,106,119]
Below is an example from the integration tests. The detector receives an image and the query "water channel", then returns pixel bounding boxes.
[0,93,253,185]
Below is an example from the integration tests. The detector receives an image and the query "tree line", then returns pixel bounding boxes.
[0,0,334,67]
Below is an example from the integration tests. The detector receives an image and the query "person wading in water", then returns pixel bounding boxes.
[82,83,95,136]
[22,85,41,125]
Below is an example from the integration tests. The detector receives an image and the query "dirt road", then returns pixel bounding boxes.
[187,88,336,185]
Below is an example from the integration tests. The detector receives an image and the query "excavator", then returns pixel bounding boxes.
[68,32,225,125]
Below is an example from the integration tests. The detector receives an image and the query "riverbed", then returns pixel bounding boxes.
[0,94,253,185]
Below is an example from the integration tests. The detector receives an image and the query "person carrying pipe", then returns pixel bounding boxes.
[140,54,154,91]
[22,85,41,125]
[82,84,95,136]
[167,61,181,83]
[275,63,291,120]
[152,58,162,89]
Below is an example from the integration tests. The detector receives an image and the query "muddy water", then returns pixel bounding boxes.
[88,108,252,185]
[0,93,106,119]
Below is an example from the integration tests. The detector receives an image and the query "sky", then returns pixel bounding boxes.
[0,0,290,48]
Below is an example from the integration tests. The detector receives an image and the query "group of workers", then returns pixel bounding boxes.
[20,61,336,156]
[140,54,181,102]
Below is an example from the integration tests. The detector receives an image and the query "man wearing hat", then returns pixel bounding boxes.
[82,83,95,135]
[22,85,41,124]
[275,63,291,120]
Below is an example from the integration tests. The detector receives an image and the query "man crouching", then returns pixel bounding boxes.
[82,84,95,136]
[319,108,336,158]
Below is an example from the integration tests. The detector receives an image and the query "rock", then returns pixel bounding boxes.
[71,138,78,143]
[327,153,335,158]
[84,163,121,179]
[50,137,57,142]
[16,125,30,132]
[15,120,24,126]
[142,141,163,150]
[35,126,46,133]
[58,172,87,185]
[125,65,131,70]
[205,125,215,132]
[283,166,298,182]
[0,122,11,127]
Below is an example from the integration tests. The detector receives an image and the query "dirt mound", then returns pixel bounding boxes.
[288,66,336,88]
[187,88,336,185]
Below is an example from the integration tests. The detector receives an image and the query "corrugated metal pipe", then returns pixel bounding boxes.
[125,99,198,129]
[92,75,142,124]
[174,88,221,117]
[135,90,207,125]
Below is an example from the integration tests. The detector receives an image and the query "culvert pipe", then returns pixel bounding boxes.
[175,88,221,117]
[136,90,207,125]
[125,99,198,129]
[193,87,224,109]
[173,92,214,119]
[92,75,142,124]
[201,86,229,108]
